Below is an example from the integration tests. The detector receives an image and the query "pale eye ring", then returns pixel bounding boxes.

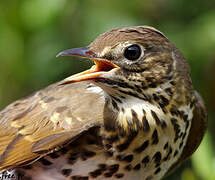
[123,44,142,60]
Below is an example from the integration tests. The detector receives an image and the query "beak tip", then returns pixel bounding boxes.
[56,52,63,58]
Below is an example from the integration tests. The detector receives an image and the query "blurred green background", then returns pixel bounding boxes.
[0,0,215,179]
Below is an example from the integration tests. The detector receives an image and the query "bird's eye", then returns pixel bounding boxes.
[124,44,141,60]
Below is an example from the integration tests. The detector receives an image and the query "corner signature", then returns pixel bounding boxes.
[0,171,21,180]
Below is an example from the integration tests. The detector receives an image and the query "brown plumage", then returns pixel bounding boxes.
[0,26,207,180]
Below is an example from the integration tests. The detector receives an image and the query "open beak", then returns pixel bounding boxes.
[56,47,119,84]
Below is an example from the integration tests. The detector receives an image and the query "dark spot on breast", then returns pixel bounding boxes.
[116,131,138,152]
[171,118,180,142]
[153,93,160,101]
[151,129,159,145]
[131,109,142,129]
[108,164,119,173]
[115,173,124,178]
[105,144,112,149]
[151,110,161,126]
[158,102,165,110]
[182,132,187,140]
[141,81,148,89]
[178,110,185,119]
[61,169,72,177]
[170,107,180,116]
[190,100,195,108]
[120,154,134,163]
[89,169,103,178]
[159,95,169,106]
[105,134,119,143]
[163,147,172,161]
[135,85,143,94]
[68,152,79,164]
[134,140,149,153]
[165,88,173,96]
[133,163,141,170]
[164,142,168,150]
[105,150,114,157]
[103,164,119,177]
[104,172,113,177]
[185,121,190,131]
[170,81,175,85]
[183,114,188,122]
[142,155,150,167]
[124,164,132,171]
[154,167,161,174]
[174,150,179,157]
[153,152,162,164]
[179,141,184,149]
[98,164,108,171]
[142,115,150,132]
[71,175,89,180]
[39,158,52,166]
[149,82,157,88]
[81,150,96,160]
[161,120,167,129]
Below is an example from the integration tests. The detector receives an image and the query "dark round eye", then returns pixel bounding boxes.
[124,44,141,60]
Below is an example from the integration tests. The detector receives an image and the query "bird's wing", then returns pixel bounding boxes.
[167,91,207,174]
[0,81,104,171]
[179,91,207,161]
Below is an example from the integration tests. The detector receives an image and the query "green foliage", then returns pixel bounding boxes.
[0,0,214,179]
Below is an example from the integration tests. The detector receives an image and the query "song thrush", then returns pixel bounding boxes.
[0,26,207,180]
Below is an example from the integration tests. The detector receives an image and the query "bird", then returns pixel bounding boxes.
[0,26,207,180]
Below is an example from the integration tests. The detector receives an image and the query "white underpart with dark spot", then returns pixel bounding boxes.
[106,91,193,179]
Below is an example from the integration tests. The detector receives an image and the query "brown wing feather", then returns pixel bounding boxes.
[0,81,104,171]
[167,91,207,174]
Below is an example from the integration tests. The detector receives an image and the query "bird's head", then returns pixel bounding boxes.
[57,26,190,101]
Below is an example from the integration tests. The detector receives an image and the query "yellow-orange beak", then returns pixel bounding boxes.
[56,47,119,84]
